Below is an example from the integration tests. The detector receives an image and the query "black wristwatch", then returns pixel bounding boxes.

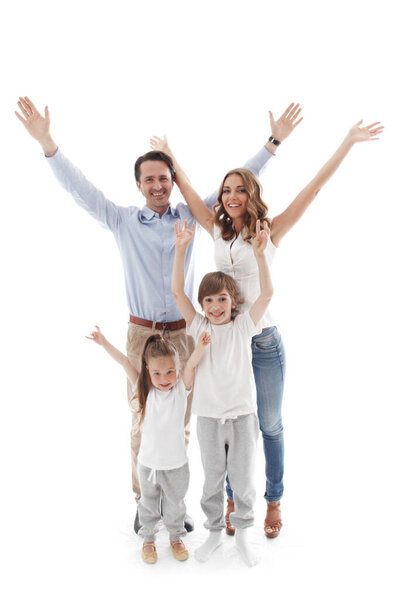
[268,136,281,146]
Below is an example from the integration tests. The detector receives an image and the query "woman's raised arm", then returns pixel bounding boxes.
[270,120,384,247]
[150,135,215,236]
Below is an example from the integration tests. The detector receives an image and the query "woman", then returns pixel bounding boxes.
[151,113,383,538]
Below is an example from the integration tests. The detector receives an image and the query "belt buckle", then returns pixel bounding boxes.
[162,322,167,335]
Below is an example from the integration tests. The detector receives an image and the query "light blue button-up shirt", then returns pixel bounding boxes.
[47,147,273,322]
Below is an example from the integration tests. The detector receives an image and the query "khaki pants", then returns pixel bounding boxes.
[126,322,195,501]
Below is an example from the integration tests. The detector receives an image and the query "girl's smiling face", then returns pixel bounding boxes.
[147,356,178,391]
[201,287,235,325]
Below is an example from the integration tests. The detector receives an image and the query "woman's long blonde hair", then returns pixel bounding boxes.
[214,168,271,243]
[134,335,179,426]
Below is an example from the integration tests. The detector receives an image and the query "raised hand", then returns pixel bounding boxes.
[347,120,384,143]
[86,325,106,346]
[150,135,172,156]
[174,219,195,249]
[15,96,50,142]
[198,332,211,348]
[253,219,270,256]
[269,102,303,142]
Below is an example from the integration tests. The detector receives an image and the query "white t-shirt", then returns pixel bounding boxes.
[137,378,190,471]
[214,225,277,329]
[188,311,261,419]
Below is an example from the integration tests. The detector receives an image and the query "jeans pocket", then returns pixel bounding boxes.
[252,327,278,352]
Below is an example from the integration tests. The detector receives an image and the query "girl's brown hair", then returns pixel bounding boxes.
[134,335,179,426]
[198,271,243,319]
[214,168,272,243]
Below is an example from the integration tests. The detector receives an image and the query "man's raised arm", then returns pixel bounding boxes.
[15,96,58,156]
[15,96,119,231]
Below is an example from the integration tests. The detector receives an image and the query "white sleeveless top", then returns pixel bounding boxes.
[213,225,276,329]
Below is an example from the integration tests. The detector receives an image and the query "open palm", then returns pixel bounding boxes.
[348,120,384,143]
[15,96,50,142]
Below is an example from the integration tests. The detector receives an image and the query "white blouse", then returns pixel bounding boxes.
[214,225,276,329]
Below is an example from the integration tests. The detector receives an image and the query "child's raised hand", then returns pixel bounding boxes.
[198,332,211,348]
[86,325,106,346]
[174,219,195,249]
[253,219,270,256]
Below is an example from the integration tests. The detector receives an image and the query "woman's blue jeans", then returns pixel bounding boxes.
[226,326,286,503]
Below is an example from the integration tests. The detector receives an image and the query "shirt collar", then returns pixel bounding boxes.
[140,204,176,221]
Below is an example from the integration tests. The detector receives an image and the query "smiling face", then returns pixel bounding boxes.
[221,173,249,223]
[201,287,235,325]
[136,160,174,216]
[147,355,178,391]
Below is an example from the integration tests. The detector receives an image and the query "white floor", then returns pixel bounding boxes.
[2,417,398,600]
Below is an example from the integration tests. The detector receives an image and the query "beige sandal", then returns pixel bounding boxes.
[142,541,157,564]
[170,539,189,561]
[264,501,282,539]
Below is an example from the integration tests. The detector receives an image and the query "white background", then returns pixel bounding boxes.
[1,0,399,598]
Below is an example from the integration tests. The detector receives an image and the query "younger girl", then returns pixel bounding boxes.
[87,326,210,563]
[172,219,273,567]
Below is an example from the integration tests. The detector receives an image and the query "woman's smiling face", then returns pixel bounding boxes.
[221,173,249,221]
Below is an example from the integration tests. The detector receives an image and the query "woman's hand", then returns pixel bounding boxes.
[346,120,384,144]
[269,103,303,143]
[174,219,195,250]
[150,135,172,157]
[253,219,270,256]
[86,325,106,346]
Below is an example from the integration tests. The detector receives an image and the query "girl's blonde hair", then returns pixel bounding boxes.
[214,168,272,243]
[134,334,179,425]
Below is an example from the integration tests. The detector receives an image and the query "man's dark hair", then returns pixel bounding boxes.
[134,151,176,182]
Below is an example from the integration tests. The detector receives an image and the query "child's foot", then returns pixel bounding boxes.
[194,531,222,562]
[235,529,260,567]
[142,541,157,564]
[170,539,189,561]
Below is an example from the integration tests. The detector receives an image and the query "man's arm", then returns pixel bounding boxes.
[270,120,384,247]
[15,96,58,156]
[204,102,303,207]
[15,96,120,231]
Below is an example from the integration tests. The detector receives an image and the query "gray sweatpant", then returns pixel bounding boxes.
[137,462,189,542]
[197,413,258,531]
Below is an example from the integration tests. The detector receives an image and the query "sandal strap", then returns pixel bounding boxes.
[143,542,156,552]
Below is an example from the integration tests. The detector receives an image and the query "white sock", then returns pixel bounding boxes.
[235,528,260,567]
[194,531,222,562]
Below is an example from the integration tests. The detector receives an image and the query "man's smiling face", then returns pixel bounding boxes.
[136,160,174,216]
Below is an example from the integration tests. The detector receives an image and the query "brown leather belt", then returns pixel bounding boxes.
[129,315,186,331]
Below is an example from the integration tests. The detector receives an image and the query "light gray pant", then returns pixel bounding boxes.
[137,462,189,542]
[197,414,258,531]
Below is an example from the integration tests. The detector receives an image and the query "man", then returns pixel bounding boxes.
[15,95,301,533]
